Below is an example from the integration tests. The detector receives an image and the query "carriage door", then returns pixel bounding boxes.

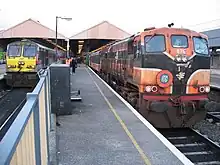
[127,40,134,79]
[134,41,141,67]
[45,50,49,66]
[104,52,108,73]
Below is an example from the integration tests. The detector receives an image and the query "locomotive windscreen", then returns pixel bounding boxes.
[23,44,37,57]
[8,45,21,57]
[171,35,188,48]
[193,37,209,55]
[145,35,165,52]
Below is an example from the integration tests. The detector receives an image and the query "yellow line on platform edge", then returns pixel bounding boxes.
[86,68,151,165]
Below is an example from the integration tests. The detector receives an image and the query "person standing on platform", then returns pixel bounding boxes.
[70,58,76,74]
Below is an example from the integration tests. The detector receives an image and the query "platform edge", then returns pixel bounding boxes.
[87,66,193,165]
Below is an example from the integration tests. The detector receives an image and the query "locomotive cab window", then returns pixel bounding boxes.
[23,45,37,57]
[145,35,165,53]
[8,45,21,57]
[193,37,209,56]
[171,35,188,48]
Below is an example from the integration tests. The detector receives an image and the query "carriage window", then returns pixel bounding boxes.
[23,45,37,57]
[193,37,209,55]
[171,35,188,48]
[145,35,165,53]
[8,45,21,56]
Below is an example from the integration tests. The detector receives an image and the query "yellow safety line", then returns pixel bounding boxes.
[86,68,151,165]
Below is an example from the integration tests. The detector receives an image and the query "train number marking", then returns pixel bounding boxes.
[177,49,186,55]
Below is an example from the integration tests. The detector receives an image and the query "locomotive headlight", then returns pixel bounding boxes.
[18,61,25,65]
[205,86,210,93]
[145,86,152,92]
[199,86,205,93]
[199,86,210,93]
[160,74,169,84]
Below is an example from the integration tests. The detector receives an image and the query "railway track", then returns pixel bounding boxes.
[206,87,220,124]
[0,79,7,98]
[0,88,32,141]
[158,128,220,165]
[206,112,220,124]
[95,69,220,164]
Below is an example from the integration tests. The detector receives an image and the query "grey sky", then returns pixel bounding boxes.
[0,0,220,37]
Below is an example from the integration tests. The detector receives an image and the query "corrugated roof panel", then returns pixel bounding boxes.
[0,30,4,38]
[70,21,130,40]
[202,28,220,47]
[207,37,220,47]
[202,28,220,39]
[0,18,67,40]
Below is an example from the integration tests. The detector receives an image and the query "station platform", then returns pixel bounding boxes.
[56,65,192,165]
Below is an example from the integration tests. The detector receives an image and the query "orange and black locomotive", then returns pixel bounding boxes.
[89,26,210,128]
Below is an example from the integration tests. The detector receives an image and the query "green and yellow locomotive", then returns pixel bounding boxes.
[5,39,57,87]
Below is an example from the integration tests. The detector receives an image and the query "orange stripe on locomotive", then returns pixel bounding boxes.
[133,67,172,94]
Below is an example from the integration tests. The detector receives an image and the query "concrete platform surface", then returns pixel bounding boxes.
[56,65,192,165]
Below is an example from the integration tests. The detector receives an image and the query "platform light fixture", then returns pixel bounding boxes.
[55,16,72,58]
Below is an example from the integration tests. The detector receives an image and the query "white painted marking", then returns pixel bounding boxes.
[188,53,196,60]
[163,52,175,60]
[88,66,194,165]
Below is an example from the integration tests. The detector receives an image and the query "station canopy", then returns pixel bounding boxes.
[202,28,220,48]
[70,21,130,40]
[69,21,131,56]
[0,18,67,40]
[0,18,68,51]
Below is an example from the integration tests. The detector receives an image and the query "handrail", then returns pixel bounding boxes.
[0,67,51,165]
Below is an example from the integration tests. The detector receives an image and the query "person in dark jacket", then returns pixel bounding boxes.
[70,58,76,74]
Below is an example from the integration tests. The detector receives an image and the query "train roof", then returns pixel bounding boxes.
[140,27,208,39]
[88,26,208,55]
[7,39,56,52]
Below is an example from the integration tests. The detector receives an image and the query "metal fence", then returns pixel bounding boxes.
[0,68,51,165]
